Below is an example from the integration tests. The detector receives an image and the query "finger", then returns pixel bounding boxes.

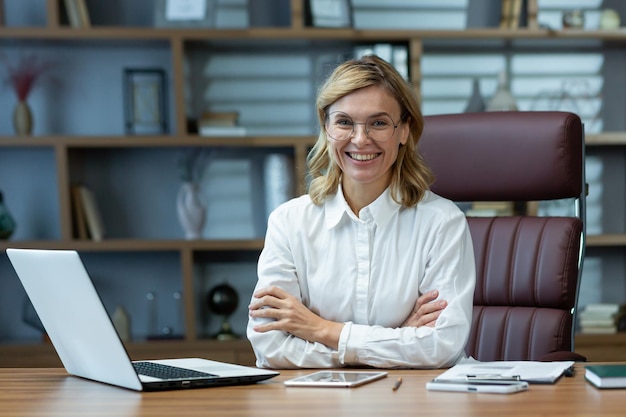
[417,299,447,316]
[252,320,285,333]
[250,302,288,318]
[414,290,439,309]
[249,291,285,310]
[253,285,289,299]
[414,309,443,327]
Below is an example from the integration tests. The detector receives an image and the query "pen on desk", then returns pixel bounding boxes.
[392,377,403,391]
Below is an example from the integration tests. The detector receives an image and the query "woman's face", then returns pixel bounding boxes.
[326,85,408,194]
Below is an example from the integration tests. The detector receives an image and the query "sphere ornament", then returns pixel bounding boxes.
[206,283,239,340]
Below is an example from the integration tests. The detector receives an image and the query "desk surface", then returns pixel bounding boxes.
[0,364,622,417]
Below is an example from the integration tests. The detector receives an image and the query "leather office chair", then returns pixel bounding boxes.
[419,111,587,362]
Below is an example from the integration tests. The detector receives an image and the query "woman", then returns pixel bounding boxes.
[247,55,475,369]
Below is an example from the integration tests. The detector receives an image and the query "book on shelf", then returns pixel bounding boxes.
[198,111,247,136]
[199,125,247,137]
[199,111,240,127]
[64,0,91,28]
[71,184,105,241]
[76,0,91,28]
[579,326,617,335]
[582,303,622,315]
[70,185,88,239]
[577,302,626,334]
[585,364,626,389]
[499,0,522,29]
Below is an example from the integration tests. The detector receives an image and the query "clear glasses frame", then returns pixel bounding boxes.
[324,111,402,142]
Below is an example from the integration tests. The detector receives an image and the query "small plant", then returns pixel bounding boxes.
[1,53,56,101]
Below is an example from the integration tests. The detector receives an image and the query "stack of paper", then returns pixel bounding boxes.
[433,360,575,384]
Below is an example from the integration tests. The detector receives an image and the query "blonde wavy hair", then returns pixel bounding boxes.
[307,55,434,207]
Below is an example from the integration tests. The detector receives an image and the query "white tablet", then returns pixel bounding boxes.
[426,379,529,394]
[284,371,388,388]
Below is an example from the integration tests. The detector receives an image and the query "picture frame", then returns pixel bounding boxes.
[154,0,216,28]
[306,0,353,28]
[123,68,168,135]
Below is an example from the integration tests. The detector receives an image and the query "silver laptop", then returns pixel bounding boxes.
[6,248,278,391]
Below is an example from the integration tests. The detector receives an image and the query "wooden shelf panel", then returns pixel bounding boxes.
[586,234,626,247]
[2,334,623,367]
[0,339,255,368]
[587,132,626,146]
[0,135,317,148]
[575,333,626,362]
[3,26,626,42]
[3,133,623,148]
[0,239,265,252]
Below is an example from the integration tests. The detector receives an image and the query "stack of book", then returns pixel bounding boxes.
[198,111,247,137]
[578,303,624,334]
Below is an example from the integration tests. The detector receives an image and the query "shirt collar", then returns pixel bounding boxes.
[324,184,401,230]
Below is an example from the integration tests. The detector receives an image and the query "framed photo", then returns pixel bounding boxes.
[307,0,353,28]
[154,0,216,28]
[124,68,168,135]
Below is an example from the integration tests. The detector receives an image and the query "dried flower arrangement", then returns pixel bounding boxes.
[1,53,56,101]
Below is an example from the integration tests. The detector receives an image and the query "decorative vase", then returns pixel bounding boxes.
[486,71,518,111]
[176,182,206,239]
[464,78,486,113]
[0,191,16,240]
[13,100,33,136]
[263,153,295,219]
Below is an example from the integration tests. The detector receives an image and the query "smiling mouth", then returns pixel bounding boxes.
[348,152,381,161]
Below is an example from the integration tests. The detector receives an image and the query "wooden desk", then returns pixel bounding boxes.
[0,365,622,417]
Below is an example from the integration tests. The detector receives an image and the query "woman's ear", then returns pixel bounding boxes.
[398,122,410,146]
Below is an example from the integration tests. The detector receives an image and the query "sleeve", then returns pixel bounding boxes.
[339,209,476,369]
[246,208,345,369]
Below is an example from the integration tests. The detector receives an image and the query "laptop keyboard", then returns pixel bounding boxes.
[133,361,218,380]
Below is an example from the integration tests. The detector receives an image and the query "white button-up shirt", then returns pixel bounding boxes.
[247,186,475,369]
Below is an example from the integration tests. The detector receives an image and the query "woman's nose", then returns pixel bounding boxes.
[350,123,370,144]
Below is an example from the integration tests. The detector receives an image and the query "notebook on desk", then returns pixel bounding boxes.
[6,248,278,392]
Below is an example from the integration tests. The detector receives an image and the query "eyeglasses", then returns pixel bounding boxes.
[324,111,402,142]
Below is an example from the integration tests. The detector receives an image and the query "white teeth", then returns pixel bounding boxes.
[349,153,378,161]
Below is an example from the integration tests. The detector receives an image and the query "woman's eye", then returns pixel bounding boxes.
[335,119,353,127]
[370,119,389,128]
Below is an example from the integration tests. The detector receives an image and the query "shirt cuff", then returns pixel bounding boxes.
[338,321,354,364]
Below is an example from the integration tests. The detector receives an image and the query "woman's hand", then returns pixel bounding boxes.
[401,290,447,328]
[249,286,343,349]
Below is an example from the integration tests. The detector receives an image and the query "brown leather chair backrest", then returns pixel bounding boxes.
[419,111,585,361]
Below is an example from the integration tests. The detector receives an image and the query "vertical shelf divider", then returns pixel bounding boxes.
[290,0,304,29]
[180,246,197,341]
[170,36,187,137]
[55,142,73,241]
[408,38,423,104]
[46,0,61,28]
